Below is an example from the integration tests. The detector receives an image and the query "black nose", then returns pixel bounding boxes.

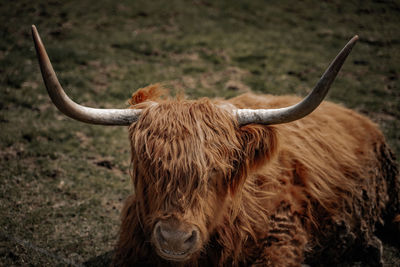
[153,220,199,260]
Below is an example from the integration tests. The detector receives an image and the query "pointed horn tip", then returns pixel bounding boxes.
[350,35,359,43]
[31,25,40,40]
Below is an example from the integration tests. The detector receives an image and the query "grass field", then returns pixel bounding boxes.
[1,0,399,266]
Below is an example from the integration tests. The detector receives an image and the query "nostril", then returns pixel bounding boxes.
[156,225,166,243]
[184,230,197,244]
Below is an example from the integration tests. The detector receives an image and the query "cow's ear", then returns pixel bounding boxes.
[230,125,278,194]
[238,124,278,170]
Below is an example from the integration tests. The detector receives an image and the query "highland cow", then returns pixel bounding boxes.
[32,25,399,267]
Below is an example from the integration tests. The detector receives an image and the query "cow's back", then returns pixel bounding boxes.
[228,93,400,265]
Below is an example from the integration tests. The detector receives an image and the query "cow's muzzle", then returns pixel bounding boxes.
[152,220,201,262]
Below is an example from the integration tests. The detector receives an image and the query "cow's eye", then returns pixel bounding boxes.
[210,167,223,178]
[210,168,219,176]
[208,168,224,187]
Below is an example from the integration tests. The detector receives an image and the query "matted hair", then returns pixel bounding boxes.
[113,85,399,266]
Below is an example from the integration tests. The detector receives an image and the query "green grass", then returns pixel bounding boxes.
[1,0,399,265]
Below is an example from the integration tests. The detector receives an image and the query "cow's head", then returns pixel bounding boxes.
[126,91,279,261]
[31,25,358,262]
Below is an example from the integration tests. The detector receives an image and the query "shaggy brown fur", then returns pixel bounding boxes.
[113,85,400,266]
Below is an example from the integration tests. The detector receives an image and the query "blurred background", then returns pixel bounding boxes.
[1,0,399,265]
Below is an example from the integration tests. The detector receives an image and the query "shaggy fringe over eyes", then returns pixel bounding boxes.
[128,86,245,228]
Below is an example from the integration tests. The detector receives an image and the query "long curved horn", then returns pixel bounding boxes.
[31,25,141,125]
[236,35,359,125]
